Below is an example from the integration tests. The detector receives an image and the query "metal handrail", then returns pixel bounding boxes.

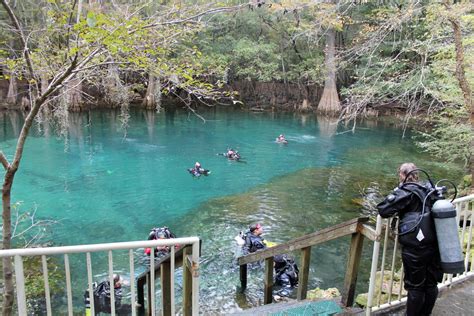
[0,237,200,316]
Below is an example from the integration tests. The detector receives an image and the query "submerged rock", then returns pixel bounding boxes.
[355,270,407,307]
[307,287,340,300]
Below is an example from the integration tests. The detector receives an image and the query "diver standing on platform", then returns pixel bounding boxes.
[377,163,443,316]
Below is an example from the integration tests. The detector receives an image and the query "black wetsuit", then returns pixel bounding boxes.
[377,183,443,316]
[189,167,209,176]
[274,257,299,288]
[148,227,176,240]
[242,232,266,255]
[147,227,176,256]
[84,281,131,315]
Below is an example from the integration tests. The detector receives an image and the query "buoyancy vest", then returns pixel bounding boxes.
[275,256,299,287]
[84,281,122,313]
[377,183,439,248]
[243,232,266,254]
[148,227,176,240]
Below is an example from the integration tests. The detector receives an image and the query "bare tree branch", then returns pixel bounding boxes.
[72,61,131,74]
[141,4,248,30]
[7,203,58,246]
[0,152,10,170]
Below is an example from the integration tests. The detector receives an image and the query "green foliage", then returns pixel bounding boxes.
[24,256,63,312]
[416,107,472,167]
[194,6,327,83]
[0,1,235,105]
[339,2,472,174]
[231,39,280,81]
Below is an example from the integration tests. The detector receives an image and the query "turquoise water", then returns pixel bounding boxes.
[0,108,463,313]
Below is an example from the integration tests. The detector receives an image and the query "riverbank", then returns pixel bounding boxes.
[0,78,408,118]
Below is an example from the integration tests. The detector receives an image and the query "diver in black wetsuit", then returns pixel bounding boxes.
[188,162,210,177]
[377,163,443,316]
[84,274,131,315]
[273,254,299,297]
[145,227,176,256]
[225,149,241,160]
[276,134,287,143]
[242,223,266,255]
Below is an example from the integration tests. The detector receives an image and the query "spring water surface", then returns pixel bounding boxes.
[0,108,463,313]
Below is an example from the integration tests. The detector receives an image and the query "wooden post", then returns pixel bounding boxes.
[342,232,364,307]
[239,264,248,290]
[264,257,274,304]
[182,248,192,316]
[160,261,172,316]
[297,246,311,300]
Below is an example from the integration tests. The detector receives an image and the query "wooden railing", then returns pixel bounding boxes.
[136,240,201,316]
[238,217,378,307]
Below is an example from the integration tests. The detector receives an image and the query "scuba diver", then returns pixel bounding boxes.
[377,163,444,316]
[84,274,132,315]
[224,148,241,160]
[145,226,177,257]
[188,162,211,177]
[242,223,267,255]
[276,134,288,144]
[273,254,299,297]
[218,148,242,161]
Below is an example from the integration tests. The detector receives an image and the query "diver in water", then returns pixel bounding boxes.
[242,223,267,255]
[273,254,299,297]
[145,226,177,256]
[84,274,131,315]
[188,162,210,177]
[276,134,288,144]
[226,148,240,160]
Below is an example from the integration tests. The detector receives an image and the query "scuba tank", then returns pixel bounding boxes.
[431,184,464,274]
[234,231,245,246]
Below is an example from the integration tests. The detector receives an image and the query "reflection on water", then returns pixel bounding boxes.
[0,108,463,314]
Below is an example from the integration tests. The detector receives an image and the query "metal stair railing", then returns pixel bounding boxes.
[0,237,200,316]
[365,194,474,315]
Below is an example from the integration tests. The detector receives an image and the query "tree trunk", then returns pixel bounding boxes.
[8,111,21,137]
[2,172,14,316]
[41,73,49,95]
[317,28,341,115]
[66,77,83,112]
[447,4,473,193]
[143,73,161,111]
[6,75,17,105]
[299,99,313,112]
